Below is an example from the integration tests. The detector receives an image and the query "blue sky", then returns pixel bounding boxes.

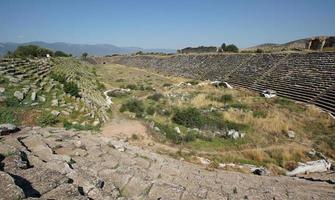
[1,0,334,49]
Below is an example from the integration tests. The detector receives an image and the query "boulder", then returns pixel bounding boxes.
[286,159,331,176]
[252,167,268,176]
[14,91,24,100]
[0,124,20,135]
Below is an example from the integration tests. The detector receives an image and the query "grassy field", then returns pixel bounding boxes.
[95,63,335,174]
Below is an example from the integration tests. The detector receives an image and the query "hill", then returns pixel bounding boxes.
[0,41,176,56]
[244,36,335,52]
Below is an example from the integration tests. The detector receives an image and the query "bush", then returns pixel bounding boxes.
[51,73,66,84]
[124,84,137,90]
[155,122,183,144]
[64,81,80,97]
[119,99,145,118]
[146,106,156,115]
[183,131,197,142]
[54,51,70,57]
[37,113,59,127]
[172,107,204,128]
[224,44,239,53]
[147,93,163,101]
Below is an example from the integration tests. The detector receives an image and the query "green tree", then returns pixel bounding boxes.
[82,52,88,59]
[13,45,54,58]
[54,51,69,57]
[224,44,239,53]
[221,43,226,49]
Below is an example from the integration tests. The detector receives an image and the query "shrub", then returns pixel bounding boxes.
[124,84,137,90]
[119,99,145,118]
[37,113,59,127]
[54,51,69,57]
[147,93,163,101]
[183,131,197,142]
[64,81,80,97]
[224,44,239,53]
[155,122,182,144]
[51,73,66,84]
[172,107,204,128]
[146,106,156,115]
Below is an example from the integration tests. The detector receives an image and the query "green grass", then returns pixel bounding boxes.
[37,113,59,127]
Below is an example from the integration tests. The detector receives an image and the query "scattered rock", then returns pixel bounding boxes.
[14,91,24,100]
[0,124,20,135]
[252,167,268,176]
[287,130,295,138]
[74,140,83,148]
[93,120,100,126]
[38,95,46,102]
[51,110,60,117]
[174,126,181,134]
[31,91,37,101]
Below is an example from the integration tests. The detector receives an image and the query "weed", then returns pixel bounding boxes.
[147,93,163,101]
[37,113,59,127]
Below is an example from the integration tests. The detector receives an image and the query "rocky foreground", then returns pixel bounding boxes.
[0,127,334,200]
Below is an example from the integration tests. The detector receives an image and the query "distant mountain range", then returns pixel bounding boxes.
[0,41,176,56]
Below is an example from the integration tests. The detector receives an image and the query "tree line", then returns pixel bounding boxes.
[5,45,72,58]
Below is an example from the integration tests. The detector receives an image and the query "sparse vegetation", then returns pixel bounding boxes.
[119,99,145,118]
[37,113,59,127]
[64,81,80,97]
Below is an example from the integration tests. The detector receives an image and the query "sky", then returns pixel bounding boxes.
[0,0,334,49]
